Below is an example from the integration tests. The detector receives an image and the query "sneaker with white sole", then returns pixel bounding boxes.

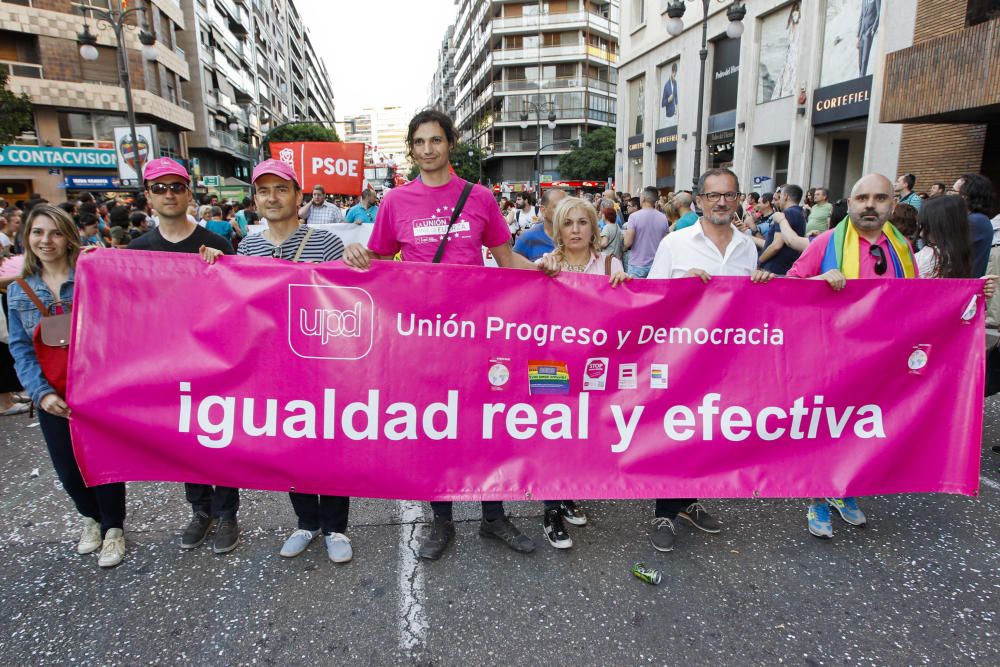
[280,529,319,557]
[77,517,102,555]
[807,502,833,539]
[97,528,126,568]
[560,500,588,526]
[543,508,573,549]
[325,533,352,563]
[826,497,867,526]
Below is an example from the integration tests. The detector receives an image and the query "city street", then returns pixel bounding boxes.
[1,399,998,666]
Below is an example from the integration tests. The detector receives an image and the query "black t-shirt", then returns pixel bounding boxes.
[126,225,235,255]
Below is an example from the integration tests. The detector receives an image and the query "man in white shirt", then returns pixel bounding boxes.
[646,168,773,553]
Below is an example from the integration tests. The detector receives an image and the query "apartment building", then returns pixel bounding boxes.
[434,0,620,190]
[176,0,336,198]
[343,106,412,181]
[0,0,196,203]
[614,0,921,199]
[429,24,457,120]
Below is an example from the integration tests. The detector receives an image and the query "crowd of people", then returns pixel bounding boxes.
[4,107,999,569]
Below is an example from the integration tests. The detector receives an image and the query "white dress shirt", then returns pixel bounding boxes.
[648,219,758,278]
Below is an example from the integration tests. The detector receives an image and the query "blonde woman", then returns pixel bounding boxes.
[536,197,630,548]
[7,205,127,567]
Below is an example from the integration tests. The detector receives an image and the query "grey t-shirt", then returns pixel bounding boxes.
[601,221,624,261]
[626,208,670,267]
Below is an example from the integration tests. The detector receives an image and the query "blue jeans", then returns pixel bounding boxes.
[627,263,652,278]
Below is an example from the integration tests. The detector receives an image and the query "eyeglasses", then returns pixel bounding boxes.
[869,245,887,275]
[148,182,189,195]
[701,191,741,203]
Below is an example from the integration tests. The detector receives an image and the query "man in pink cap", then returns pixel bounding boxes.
[215,158,352,562]
[128,157,242,555]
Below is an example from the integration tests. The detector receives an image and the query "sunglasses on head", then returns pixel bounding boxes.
[148,182,189,195]
[869,245,887,275]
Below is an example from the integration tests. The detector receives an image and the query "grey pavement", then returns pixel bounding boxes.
[1,399,999,666]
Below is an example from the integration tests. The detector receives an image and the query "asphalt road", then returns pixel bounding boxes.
[1,400,999,666]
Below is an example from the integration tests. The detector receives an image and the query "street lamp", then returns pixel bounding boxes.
[519,100,557,192]
[664,1,746,192]
[76,0,158,187]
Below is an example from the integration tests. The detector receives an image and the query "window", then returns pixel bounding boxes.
[632,0,645,26]
[58,112,122,148]
[553,125,572,140]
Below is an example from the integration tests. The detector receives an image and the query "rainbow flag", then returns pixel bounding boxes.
[528,360,570,395]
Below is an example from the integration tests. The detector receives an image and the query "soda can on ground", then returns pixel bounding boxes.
[631,563,662,585]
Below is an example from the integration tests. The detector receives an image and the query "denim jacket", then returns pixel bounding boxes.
[7,269,75,405]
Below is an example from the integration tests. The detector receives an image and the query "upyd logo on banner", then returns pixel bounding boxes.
[270,141,365,194]
[69,251,986,501]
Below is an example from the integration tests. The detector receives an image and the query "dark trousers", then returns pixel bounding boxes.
[185,483,240,519]
[431,501,505,522]
[543,500,567,511]
[38,409,126,537]
[288,493,349,534]
[655,498,696,519]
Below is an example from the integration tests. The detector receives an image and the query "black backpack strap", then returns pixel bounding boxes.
[433,181,475,264]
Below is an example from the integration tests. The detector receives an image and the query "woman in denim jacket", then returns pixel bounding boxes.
[7,204,127,568]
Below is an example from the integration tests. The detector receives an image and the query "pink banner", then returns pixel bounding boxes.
[69,250,985,499]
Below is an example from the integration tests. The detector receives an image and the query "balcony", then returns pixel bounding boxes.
[492,140,577,154]
[494,44,615,64]
[492,11,617,36]
[495,108,591,124]
[494,77,617,95]
[0,60,42,79]
[210,129,253,157]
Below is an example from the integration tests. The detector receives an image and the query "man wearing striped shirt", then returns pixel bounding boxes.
[235,159,352,562]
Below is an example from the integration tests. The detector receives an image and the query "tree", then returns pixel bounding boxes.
[557,127,615,181]
[262,122,340,156]
[405,141,484,183]
[0,71,33,148]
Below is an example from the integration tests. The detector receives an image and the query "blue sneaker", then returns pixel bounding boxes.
[826,497,867,526]
[807,502,833,539]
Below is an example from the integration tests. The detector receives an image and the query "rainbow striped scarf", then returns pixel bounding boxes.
[820,217,916,278]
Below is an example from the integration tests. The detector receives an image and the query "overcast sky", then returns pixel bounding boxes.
[297,0,457,118]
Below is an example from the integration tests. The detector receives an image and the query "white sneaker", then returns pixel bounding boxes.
[97,528,126,568]
[77,517,102,554]
[325,532,353,563]
[280,529,319,557]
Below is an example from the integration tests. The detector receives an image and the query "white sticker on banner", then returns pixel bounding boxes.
[582,357,609,391]
[618,363,637,390]
[650,364,669,389]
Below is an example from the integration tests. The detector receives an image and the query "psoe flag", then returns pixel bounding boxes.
[270,141,365,195]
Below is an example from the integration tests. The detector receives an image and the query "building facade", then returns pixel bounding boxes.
[0,0,195,203]
[615,0,916,199]
[176,0,336,200]
[433,0,620,191]
[881,0,999,206]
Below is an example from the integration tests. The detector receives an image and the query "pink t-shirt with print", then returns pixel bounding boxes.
[367,177,511,265]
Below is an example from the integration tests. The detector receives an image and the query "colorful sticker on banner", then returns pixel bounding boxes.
[488,357,511,391]
[961,295,978,322]
[650,364,669,389]
[619,363,637,390]
[528,360,570,395]
[582,357,609,391]
[908,344,931,375]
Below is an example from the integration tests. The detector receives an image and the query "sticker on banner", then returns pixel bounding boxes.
[488,357,511,391]
[908,344,931,374]
[529,360,570,396]
[582,357,609,391]
[618,363,637,390]
[962,295,978,322]
[650,364,669,389]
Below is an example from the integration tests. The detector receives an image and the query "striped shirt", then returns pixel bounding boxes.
[237,224,344,262]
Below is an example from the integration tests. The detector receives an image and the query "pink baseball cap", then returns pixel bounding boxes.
[143,157,190,182]
[252,158,300,187]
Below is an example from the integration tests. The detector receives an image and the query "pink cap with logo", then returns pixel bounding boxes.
[252,158,300,187]
[143,157,190,182]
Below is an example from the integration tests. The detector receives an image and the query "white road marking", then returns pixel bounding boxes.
[398,500,428,652]
[980,476,1000,492]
